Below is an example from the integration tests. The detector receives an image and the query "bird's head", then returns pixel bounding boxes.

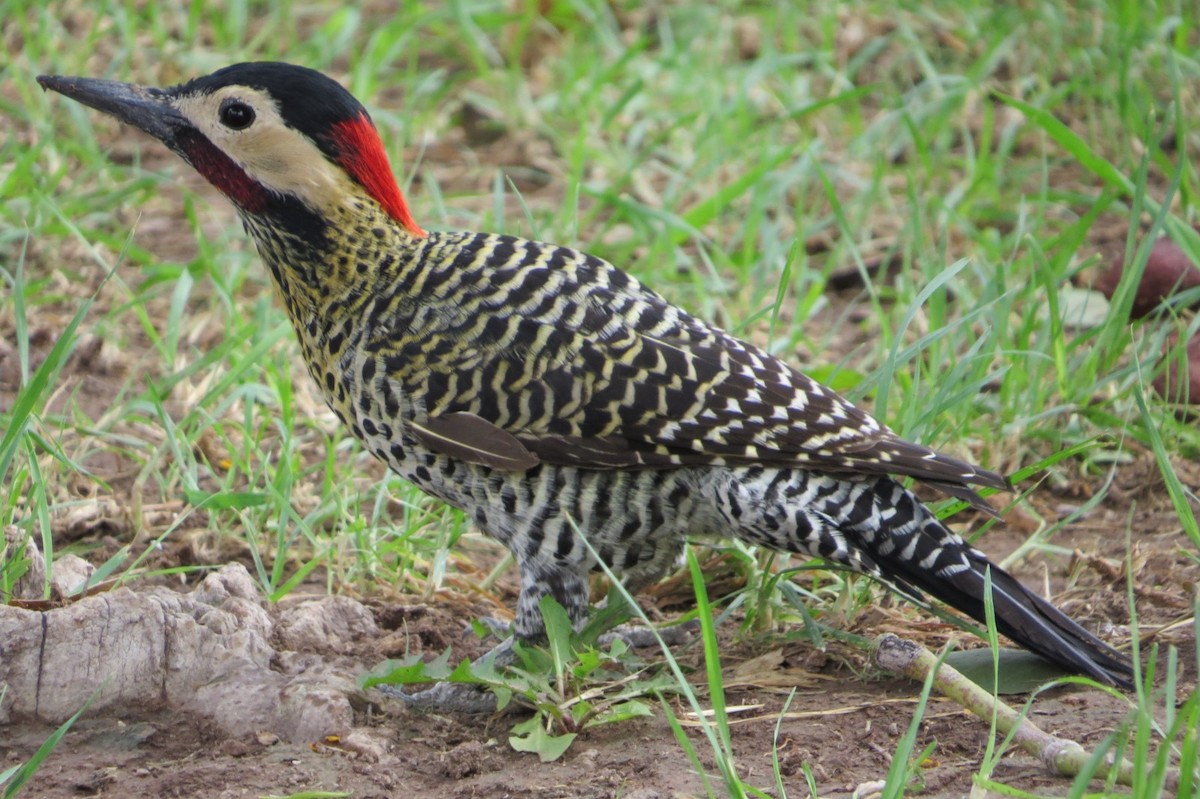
[38,62,426,238]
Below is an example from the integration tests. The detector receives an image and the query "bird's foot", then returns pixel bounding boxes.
[474,615,514,639]
[379,679,505,714]
[377,636,519,715]
[598,619,700,650]
[374,618,697,715]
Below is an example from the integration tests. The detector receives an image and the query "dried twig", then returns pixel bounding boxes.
[873,634,1177,790]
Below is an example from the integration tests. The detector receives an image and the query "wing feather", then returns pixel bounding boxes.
[411,412,539,471]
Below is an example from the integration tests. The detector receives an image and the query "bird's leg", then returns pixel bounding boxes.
[511,561,592,640]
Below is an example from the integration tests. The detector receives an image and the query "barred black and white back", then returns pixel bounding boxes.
[359,232,1008,489]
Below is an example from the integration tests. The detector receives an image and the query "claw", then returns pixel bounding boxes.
[475,615,513,640]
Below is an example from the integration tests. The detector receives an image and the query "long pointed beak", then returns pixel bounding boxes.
[37,74,187,145]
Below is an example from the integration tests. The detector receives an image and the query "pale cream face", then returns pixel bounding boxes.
[174,86,356,212]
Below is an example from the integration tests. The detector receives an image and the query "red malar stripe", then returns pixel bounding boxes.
[177,129,268,214]
[331,114,426,237]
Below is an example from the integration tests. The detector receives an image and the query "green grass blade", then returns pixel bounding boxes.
[1133,382,1200,548]
[2,691,96,799]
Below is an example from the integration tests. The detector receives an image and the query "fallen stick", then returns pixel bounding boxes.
[872,633,1174,791]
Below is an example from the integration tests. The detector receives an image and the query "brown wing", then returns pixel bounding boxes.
[410,413,538,471]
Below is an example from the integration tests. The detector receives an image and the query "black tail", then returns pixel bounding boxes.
[849,479,1134,689]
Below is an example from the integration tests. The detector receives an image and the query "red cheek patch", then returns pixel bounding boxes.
[331,114,426,237]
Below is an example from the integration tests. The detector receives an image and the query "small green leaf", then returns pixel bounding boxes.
[359,648,455,688]
[572,649,603,680]
[447,656,476,682]
[584,700,654,728]
[452,652,517,709]
[538,594,574,676]
[508,716,577,762]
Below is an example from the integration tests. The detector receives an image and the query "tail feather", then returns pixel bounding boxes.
[910,548,1133,687]
[847,480,1134,688]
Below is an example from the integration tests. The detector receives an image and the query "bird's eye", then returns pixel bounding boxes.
[219,99,255,130]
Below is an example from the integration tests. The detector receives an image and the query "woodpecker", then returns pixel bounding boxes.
[39,63,1133,692]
